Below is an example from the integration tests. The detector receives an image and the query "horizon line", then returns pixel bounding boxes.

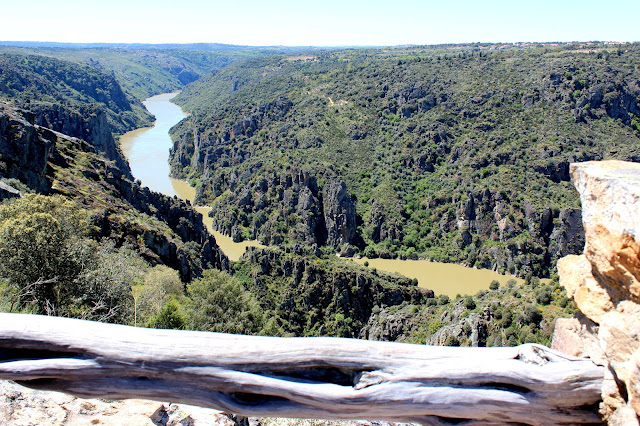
[0,40,637,50]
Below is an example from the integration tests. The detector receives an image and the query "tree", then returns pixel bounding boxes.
[0,194,144,323]
[147,299,187,329]
[186,269,264,334]
[134,265,184,326]
[0,195,90,313]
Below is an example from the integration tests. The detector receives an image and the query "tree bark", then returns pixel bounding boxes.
[0,313,604,425]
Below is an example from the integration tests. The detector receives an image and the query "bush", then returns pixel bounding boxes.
[502,309,513,327]
[0,194,143,322]
[445,335,460,346]
[187,269,264,334]
[464,296,476,310]
[489,280,500,290]
[148,299,187,329]
[134,265,184,326]
[536,288,552,305]
[520,304,543,327]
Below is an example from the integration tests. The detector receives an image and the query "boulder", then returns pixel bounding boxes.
[554,160,640,423]
[572,160,640,304]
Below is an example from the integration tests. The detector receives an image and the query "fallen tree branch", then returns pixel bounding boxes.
[0,313,603,425]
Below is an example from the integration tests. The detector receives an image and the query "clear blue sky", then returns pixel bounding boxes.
[2,0,638,46]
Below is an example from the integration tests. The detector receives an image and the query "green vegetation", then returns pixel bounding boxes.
[0,195,142,322]
[0,53,152,133]
[0,195,262,333]
[186,268,265,334]
[367,273,576,347]
[0,43,616,349]
[170,43,640,278]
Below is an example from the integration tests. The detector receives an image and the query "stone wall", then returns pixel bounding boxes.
[552,160,640,425]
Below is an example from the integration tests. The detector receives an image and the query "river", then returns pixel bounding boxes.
[120,93,527,296]
[119,93,263,261]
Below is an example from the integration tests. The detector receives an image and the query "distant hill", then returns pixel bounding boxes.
[0,44,323,100]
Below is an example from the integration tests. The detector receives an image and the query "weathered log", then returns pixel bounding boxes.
[0,313,603,425]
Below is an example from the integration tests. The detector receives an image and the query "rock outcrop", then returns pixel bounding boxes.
[0,102,228,281]
[552,160,640,424]
[0,380,238,425]
[0,380,417,426]
[242,245,427,337]
[0,104,55,194]
[28,102,133,179]
[322,177,357,248]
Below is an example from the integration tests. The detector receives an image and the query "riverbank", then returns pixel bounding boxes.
[120,92,527,296]
[120,93,264,261]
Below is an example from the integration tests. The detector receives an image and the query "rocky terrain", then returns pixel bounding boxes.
[0,380,418,426]
[0,101,228,280]
[170,43,640,277]
[551,161,640,424]
[0,46,428,338]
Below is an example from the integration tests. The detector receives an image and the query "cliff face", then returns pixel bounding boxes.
[552,161,640,425]
[0,104,54,194]
[239,245,430,337]
[27,102,133,179]
[0,102,228,280]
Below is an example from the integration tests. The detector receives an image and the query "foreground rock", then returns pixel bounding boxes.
[0,381,417,426]
[552,160,640,424]
[0,381,237,425]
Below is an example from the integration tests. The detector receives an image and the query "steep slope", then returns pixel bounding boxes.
[0,101,228,280]
[0,45,309,101]
[0,52,230,280]
[0,50,432,342]
[170,43,640,277]
[0,53,152,134]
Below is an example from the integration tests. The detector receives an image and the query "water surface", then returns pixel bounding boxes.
[120,93,263,261]
[352,258,523,298]
[120,93,185,196]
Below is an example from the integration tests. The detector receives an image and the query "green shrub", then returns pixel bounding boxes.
[147,299,187,329]
[464,296,476,310]
[187,269,265,334]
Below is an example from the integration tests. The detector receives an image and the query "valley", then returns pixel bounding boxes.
[0,41,633,345]
[122,92,526,296]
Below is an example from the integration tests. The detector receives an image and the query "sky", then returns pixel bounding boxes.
[2,0,639,46]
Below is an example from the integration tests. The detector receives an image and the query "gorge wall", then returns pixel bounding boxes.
[0,101,228,280]
[552,160,640,425]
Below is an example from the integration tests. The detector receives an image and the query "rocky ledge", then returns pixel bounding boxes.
[552,160,640,425]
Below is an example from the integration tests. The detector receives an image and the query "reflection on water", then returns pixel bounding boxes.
[120,93,263,261]
[352,257,524,298]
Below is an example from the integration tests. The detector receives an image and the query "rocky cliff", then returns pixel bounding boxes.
[0,102,228,280]
[0,103,54,194]
[237,245,431,337]
[27,102,133,178]
[164,44,640,278]
[552,160,640,425]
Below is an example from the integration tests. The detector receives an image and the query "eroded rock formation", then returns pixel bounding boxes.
[552,160,640,424]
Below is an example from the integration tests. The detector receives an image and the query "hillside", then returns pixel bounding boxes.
[169,43,640,278]
[0,53,152,134]
[0,44,314,101]
[0,50,426,336]
[0,53,230,322]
